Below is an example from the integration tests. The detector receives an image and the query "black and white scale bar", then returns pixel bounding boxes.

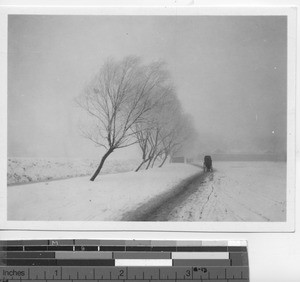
[0,252,234,260]
[0,240,249,281]
[0,252,248,266]
[0,259,233,267]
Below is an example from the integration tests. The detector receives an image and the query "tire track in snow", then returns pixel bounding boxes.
[121,170,208,221]
[220,187,271,221]
[198,184,214,220]
[212,172,272,222]
[164,171,245,222]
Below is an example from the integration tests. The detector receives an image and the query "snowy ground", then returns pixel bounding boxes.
[154,161,286,222]
[7,161,286,222]
[7,163,201,221]
[7,158,140,185]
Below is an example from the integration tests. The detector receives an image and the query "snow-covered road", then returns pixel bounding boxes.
[140,162,286,222]
[7,161,286,222]
[7,163,201,221]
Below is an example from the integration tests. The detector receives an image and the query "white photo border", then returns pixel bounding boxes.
[0,5,296,232]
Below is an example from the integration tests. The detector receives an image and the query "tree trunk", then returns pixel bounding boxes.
[135,160,145,172]
[159,153,168,168]
[145,157,152,169]
[90,148,114,181]
[151,154,159,168]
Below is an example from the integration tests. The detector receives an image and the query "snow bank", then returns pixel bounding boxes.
[7,158,140,185]
[7,163,200,221]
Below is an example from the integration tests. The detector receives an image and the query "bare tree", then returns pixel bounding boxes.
[134,122,152,171]
[134,86,176,171]
[134,87,198,170]
[77,56,170,181]
[151,95,197,168]
[134,102,197,171]
[159,114,197,167]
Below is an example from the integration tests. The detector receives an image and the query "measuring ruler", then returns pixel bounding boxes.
[0,240,249,282]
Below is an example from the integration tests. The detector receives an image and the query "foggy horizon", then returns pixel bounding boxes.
[8,15,287,159]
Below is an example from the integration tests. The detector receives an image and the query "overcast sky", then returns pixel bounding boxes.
[8,15,287,159]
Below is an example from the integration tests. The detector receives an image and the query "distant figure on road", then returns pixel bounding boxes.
[203,155,213,172]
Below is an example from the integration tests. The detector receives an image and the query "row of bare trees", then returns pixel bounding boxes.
[77,56,196,181]
[134,92,195,172]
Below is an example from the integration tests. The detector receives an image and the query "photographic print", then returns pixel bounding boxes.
[0,7,296,231]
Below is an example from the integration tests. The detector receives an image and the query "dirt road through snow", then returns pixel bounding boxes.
[121,170,206,221]
[149,172,215,221]
[128,162,286,222]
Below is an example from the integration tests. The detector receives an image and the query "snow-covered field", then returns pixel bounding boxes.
[7,158,140,185]
[165,162,286,222]
[7,163,201,221]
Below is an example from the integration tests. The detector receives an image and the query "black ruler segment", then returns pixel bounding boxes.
[228,247,248,252]
[0,240,249,282]
[151,247,177,252]
[75,246,98,252]
[1,259,57,266]
[48,246,74,252]
[229,252,249,266]
[125,246,152,252]
[4,252,55,259]
[24,247,47,252]
[100,246,125,252]
[0,247,23,252]
[173,259,231,266]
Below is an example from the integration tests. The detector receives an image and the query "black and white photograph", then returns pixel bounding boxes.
[0,7,296,230]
